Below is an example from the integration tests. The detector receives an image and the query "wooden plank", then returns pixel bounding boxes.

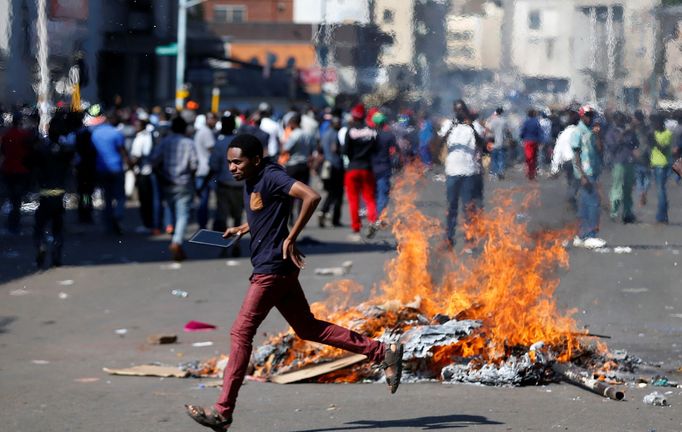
[102,365,189,378]
[270,354,367,384]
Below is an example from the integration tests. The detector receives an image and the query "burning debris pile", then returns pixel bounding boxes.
[246,166,637,397]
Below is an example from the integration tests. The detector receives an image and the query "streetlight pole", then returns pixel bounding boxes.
[36,0,50,134]
[175,0,208,110]
[175,0,187,110]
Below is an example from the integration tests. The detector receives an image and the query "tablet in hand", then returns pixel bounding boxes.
[189,229,239,249]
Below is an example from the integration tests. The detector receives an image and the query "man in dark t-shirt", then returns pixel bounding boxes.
[185,134,403,431]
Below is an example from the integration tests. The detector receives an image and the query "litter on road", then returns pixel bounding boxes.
[103,365,189,378]
[9,288,30,296]
[147,334,178,345]
[170,289,189,298]
[643,391,668,406]
[74,377,100,383]
[314,261,353,276]
[184,320,217,332]
[192,341,214,347]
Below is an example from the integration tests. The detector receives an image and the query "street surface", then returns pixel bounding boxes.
[2,165,682,431]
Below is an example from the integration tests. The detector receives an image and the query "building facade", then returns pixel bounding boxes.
[511,0,659,107]
[203,0,294,23]
[0,0,224,108]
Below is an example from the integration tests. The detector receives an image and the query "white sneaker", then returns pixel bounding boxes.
[347,233,362,243]
[572,236,584,247]
[583,237,607,249]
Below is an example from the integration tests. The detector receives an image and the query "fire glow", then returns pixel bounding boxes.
[248,165,627,388]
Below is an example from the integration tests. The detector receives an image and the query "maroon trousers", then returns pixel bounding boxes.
[215,272,385,416]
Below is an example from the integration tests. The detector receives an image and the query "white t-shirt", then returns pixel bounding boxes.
[259,117,280,157]
[130,128,154,175]
[438,119,479,177]
[193,125,216,177]
[550,125,577,175]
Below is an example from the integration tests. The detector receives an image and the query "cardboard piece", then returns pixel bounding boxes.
[103,365,189,378]
[270,354,367,384]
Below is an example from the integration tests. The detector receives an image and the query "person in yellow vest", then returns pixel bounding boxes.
[651,115,673,224]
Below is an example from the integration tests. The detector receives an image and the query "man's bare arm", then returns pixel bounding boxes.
[287,181,321,241]
[284,181,321,268]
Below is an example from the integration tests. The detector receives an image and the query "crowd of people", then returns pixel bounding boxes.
[439,100,682,250]
[1,98,682,267]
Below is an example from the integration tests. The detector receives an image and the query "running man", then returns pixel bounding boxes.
[185,134,403,431]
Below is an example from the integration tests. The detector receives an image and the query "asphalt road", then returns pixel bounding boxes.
[1,164,681,432]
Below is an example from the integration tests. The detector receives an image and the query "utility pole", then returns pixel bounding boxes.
[176,0,207,110]
[36,0,50,134]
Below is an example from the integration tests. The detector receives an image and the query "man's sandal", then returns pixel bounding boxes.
[185,404,232,431]
[381,343,404,394]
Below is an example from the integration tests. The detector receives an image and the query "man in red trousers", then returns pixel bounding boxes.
[185,134,403,431]
[344,104,379,236]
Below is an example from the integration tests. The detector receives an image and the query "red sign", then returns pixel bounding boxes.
[50,0,89,21]
[299,67,337,86]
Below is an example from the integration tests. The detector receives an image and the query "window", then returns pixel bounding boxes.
[213,5,247,23]
[451,31,474,41]
[448,46,475,59]
[383,9,394,24]
[528,10,541,30]
[546,38,555,59]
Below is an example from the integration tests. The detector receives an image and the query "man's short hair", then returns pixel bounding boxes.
[496,107,504,115]
[229,134,263,159]
[171,116,188,134]
[220,112,236,135]
[288,113,302,127]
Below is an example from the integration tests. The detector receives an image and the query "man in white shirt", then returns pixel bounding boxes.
[257,102,280,157]
[438,110,479,248]
[130,118,158,232]
[193,112,217,229]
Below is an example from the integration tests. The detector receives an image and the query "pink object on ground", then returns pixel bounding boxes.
[184,320,218,332]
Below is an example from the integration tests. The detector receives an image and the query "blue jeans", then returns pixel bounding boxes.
[195,176,212,229]
[419,143,432,166]
[490,148,506,176]
[563,162,578,208]
[654,166,670,223]
[165,185,194,245]
[150,174,162,230]
[634,164,650,194]
[375,173,391,216]
[577,176,600,239]
[3,173,30,233]
[446,175,477,245]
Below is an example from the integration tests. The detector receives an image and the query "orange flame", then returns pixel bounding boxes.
[256,163,592,379]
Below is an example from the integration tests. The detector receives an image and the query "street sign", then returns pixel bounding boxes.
[155,43,178,56]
